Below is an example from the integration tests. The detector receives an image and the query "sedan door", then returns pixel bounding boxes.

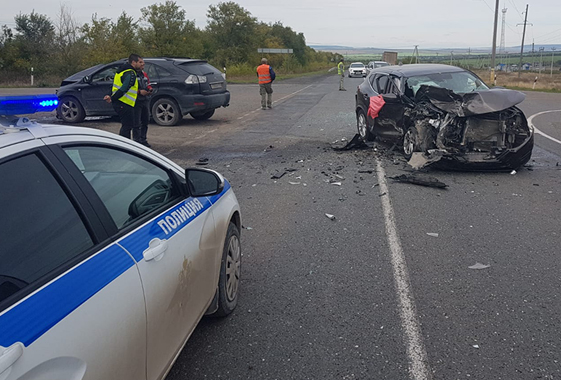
[0,146,147,380]
[374,74,408,141]
[53,140,221,380]
[81,64,122,115]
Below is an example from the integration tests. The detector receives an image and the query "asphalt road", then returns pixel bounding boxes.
[3,76,560,379]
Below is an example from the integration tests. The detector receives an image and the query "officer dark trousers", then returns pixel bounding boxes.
[135,100,150,144]
[113,102,138,140]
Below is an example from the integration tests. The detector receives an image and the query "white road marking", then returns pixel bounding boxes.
[375,158,432,380]
[528,110,561,145]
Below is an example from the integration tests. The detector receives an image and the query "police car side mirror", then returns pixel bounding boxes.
[185,168,224,197]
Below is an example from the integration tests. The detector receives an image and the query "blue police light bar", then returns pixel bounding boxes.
[0,94,59,115]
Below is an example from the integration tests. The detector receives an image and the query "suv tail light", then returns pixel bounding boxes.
[185,75,207,84]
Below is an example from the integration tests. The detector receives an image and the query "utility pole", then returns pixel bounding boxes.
[450,51,453,65]
[551,48,557,77]
[539,47,544,75]
[413,45,419,64]
[490,0,500,83]
[517,4,530,78]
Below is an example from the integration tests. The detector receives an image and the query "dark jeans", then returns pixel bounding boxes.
[135,100,150,143]
[113,101,139,141]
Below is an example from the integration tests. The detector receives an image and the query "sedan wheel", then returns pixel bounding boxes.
[403,127,418,160]
[356,110,373,141]
[213,223,241,317]
[57,97,85,123]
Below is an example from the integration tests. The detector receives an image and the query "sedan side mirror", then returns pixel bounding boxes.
[185,168,225,197]
[82,76,91,83]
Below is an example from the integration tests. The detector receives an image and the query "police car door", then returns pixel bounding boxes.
[0,143,146,380]
[52,140,218,380]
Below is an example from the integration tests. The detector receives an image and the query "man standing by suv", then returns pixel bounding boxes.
[256,58,275,109]
[104,54,142,140]
[135,60,153,147]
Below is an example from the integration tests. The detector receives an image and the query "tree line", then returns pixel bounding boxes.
[0,1,339,86]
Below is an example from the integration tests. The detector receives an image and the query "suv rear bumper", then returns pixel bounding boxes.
[177,92,230,115]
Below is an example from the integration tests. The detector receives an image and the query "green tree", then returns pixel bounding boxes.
[206,2,258,65]
[140,1,203,58]
[13,11,55,74]
[81,12,140,65]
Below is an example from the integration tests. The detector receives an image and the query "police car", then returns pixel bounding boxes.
[0,95,242,380]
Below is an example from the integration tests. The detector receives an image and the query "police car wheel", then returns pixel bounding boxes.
[213,223,241,317]
[152,98,181,126]
[57,97,85,123]
[190,109,215,120]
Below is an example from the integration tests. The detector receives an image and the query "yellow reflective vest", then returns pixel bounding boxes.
[338,62,345,75]
[112,69,138,107]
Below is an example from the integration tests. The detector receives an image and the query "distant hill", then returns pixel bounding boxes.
[309,44,561,55]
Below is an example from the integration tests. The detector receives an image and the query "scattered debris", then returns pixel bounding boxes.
[390,174,448,188]
[358,169,374,174]
[325,213,336,221]
[408,150,444,170]
[331,182,342,186]
[332,134,368,151]
[196,157,209,166]
[473,345,480,349]
[289,181,301,185]
[271,171,287,179]
[469,263,490,270]
[242,226,253,230]
[286,168,298,172]
[426,233,439,237]
[379,192,387,197]
[510,170,517,175]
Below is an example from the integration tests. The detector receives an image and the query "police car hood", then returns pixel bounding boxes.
[415,85,526,117]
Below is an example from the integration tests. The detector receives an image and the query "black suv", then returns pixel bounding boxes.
[56,58,230,126]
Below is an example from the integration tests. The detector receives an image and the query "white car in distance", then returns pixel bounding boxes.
[348,62,367,78]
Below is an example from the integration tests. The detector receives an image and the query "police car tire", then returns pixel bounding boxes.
[152,98,181,126]
[213,223,241,317]
[58,97,86,123]
[190,109,215,120]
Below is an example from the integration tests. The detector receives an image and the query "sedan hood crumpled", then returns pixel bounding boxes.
[415,85,526,117]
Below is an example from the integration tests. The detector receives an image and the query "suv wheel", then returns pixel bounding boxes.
[152,98,181,126]
[57,97,85,123]
[190,109,215,120]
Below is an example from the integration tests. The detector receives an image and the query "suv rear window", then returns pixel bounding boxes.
[178,62,221,76]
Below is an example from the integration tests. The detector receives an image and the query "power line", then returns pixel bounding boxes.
[508,0,525,21]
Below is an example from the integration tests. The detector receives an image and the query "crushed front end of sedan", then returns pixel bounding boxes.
[405,86,533,170]
[355,64,534,171]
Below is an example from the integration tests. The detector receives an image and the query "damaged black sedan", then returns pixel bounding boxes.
[355,64,534,170]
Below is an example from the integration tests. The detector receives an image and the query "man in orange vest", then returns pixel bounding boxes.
[256,58,276,109]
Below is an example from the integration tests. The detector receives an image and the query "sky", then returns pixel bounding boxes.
[1,0,561,50]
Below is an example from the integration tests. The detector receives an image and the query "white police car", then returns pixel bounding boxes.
[0,95,242,380]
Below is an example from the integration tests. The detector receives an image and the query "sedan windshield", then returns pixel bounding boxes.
[406,70,489,95]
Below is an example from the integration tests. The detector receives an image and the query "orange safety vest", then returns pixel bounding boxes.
[257,64,272,84]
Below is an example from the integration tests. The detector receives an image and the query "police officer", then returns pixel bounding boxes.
[104,54,143,140]
[338,58,346,91]
[256,58,276,109]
